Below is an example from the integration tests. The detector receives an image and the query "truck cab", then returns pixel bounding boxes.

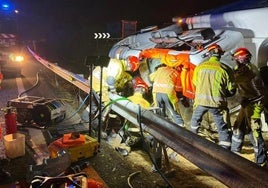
[0,33,24,77]
[0,2,24,78]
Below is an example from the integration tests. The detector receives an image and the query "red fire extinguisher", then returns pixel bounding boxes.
[0,123,2,139]
[0,72,3,88]
[5,107,17,135]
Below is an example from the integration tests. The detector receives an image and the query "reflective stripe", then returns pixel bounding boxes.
[0,33,16,38]
[190,126,199,134]
[153,83,174,89]
[219,141,231,147]
[232,136,243,144]
[195,93,224,101]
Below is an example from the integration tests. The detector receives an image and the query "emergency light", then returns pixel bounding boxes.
[1,2,10,11]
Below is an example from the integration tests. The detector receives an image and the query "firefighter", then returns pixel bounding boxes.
[124,77,151,148]
[190,44,236,149]
[91,66,109,103]
[139,48,196,99]
[128,76,151,109]
[106,56,139,96]
[149,64,185,127]
[230,47,267,166]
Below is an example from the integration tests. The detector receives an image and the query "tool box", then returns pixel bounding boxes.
[48,133,99,162]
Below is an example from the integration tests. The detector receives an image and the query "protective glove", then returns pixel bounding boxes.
[180,96,190,108]
[240,98,250,108]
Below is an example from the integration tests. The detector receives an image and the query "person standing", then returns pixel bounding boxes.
[190,44,236,149]
[149,64,185,127]
[230,47,267,166]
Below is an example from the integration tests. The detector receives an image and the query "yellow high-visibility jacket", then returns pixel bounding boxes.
[128,92,151,109]
[91,66,109,103]
[149,66,181,104]
[193,56,236,108]
[234,63,265,119]
[106,58,132,91]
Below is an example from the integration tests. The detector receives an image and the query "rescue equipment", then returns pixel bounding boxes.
[7,96,66,127]
[30,172,88,188]
[48,133,99,162]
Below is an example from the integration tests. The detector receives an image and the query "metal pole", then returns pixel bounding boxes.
[88,64,93,136]
[97,66,103,145]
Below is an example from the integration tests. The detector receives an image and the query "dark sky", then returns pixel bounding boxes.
[16,0,239,37]
[12,0,239,66]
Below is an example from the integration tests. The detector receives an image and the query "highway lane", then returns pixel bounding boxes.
[0,50,83,162]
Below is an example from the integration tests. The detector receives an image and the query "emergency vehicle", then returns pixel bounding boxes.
[0,1,24,78]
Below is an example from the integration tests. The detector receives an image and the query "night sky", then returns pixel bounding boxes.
[13,0,239,68]
[16,0,239,32]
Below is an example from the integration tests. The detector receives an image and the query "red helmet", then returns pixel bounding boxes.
[232,47,252,64]
[126,56,139,72]
[133,77,148,92]
[207,43,225,57]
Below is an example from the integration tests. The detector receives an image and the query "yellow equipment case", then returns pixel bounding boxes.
[48,133,99,162]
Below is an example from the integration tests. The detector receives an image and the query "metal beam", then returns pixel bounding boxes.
[109,93,268,188]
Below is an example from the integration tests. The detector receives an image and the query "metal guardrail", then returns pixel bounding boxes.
[27,47,91,94]
[109,93,268,188]
[28,47,268,188]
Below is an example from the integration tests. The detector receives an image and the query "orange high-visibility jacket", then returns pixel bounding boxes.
[149,66,180,105]
[141,48,196,99]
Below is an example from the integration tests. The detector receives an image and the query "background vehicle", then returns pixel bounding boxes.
[0,1,24,78]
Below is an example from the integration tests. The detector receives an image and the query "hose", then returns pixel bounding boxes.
[18,72,40,98]
[137,105,173,188]
[102,97,130,112]
[63,93,90,121]
[127,171,141,188]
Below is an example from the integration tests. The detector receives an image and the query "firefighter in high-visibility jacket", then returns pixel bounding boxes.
[124,76,151,147]
[190,44,236,149]
[128,76,151,109]
[106,56,139,95]
[91,66,109,103]
[149,64,185,127]
[230,48,267,166]
[139,48,196,99]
